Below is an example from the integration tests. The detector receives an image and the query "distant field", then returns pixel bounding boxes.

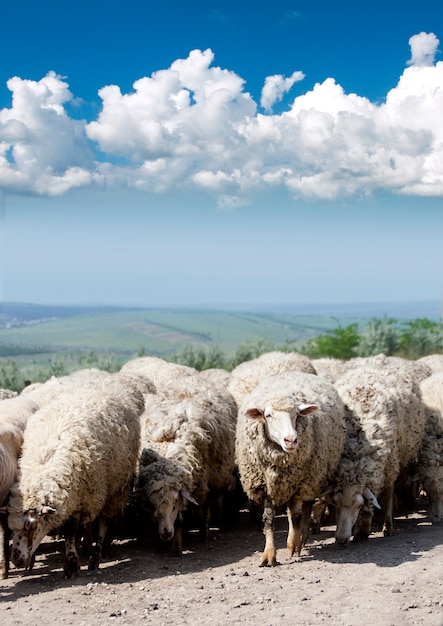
[0,301,440,360]
[0,305,361,358]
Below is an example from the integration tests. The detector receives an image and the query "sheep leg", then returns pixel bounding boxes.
[287,498,301,556]
[199,502,211,543]
[310,497,328,534]
[0,513,10,579]
[80,522,93,556]
[287,499,313,557]
[353,501,374,541]
[27,553,36,572]
[171,511,183,557]
[382,484,395,537]
[63,518,80,579]
[300,500,314,552]
[260,497,276,567]
[287,498,302,557]
[88,517,108,570]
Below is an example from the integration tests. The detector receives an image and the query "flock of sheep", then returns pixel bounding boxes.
[0,350,442,580]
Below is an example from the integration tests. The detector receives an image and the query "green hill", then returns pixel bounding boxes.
[0,306,347,358]
[0,300,440,359]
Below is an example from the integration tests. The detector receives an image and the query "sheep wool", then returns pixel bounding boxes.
[418,371,443,524]
[228,351,317,408]
[135,380,238,555]
[0,389,18,401]
[418,354,443,375]
[120,356,197,390]
[331,364,426,544]
[235,370,346,566]
[7,373,145,578]
[311,357,350,383]
[0,395,39,579]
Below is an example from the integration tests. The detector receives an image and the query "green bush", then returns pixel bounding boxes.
[170,343,228,370]
[301,322,360,359]
[398,318,443,358]
[357,317,400,357]
[0,359,25,392]
[229,338,275,370]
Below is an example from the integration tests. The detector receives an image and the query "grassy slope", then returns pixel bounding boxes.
[0,301,440,359]
[0,307,361,357]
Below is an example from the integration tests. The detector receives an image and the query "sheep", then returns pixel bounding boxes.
[228,351,317,408]
[134,378,238,555]
[326,364,426,545]
[6,372,146,578]
[235,370,346,566]
[20,368,119,407]
[311,358,351,383]
[196,368,231,389]
[347,354,432,383]
[0,389,18,401]
[21,370,156,416]
[0,396,39,578]
[417,371,443,524]
[418,354,443,374]
[120,356,197,390]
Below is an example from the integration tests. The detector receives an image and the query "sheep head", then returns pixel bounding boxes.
[322,485,380,545]
[136,457,196,542]
[244,401,319,453]
[9,505,57,570]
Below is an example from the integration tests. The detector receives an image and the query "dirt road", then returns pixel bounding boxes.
[1,504,442,625]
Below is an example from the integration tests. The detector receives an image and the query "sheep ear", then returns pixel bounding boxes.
[363,487,381,509]
[244,407,264,419]
[180,489,199,506]
[298,403,319,416]
[140,447,160,466]
[40,506,57,516]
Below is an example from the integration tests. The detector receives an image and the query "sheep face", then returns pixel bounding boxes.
[136,461,194,543]
[332,486,380,545]
[244,402,319,454]
[423,476,443,525]
[9,506,56,569]
[149,484,181,541]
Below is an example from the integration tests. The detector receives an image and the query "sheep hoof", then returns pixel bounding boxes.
[259,552,277,567]
[88,557,99,571]
[288,547,301,559]
[63,553,80,579]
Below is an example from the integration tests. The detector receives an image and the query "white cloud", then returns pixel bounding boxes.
[407,32,439,67]
[260,70,305,112]
[1,35,443,202]
[0,71,100,195]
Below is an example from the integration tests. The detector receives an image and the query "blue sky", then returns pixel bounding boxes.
[0,1,442,309]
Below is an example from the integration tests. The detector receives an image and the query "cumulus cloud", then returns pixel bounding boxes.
[260,71,305,112]
[407,32,439,66]
[0,71,100,195]
[0,34,443,201]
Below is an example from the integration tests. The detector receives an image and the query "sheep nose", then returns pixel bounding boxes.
[160,528,173,541]
[335,536,349,546]
[284,436,297,448]
[12,549,26,567]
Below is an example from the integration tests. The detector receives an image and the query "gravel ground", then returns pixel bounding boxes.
[1,503,442,626]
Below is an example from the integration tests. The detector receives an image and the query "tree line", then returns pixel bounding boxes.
[0,316,441,392]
